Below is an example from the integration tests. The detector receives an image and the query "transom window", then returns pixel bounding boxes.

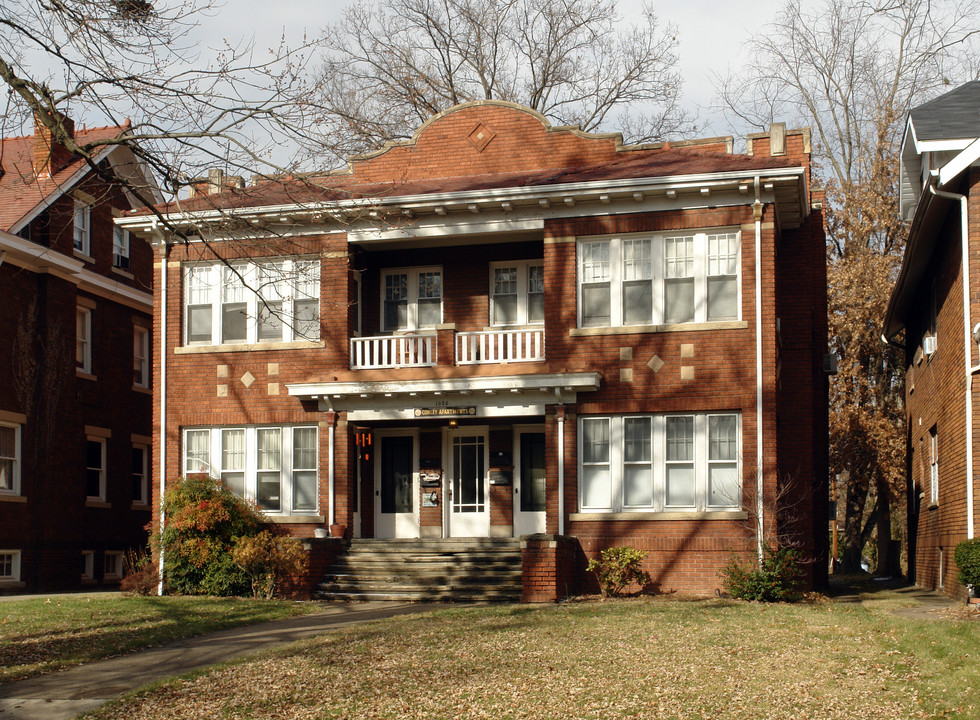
[578,413,741,512]
[578,230,740,328]
[0,423,21,495]
[382,267,442,331]
[490,261,544,326]
[183,425,318,515]
[184,259,320,346]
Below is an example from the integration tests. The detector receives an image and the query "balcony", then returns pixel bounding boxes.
[456,328,544,365]
[350,334,436,369]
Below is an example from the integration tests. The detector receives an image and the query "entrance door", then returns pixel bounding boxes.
[513,428,546,535]
[375,433,418,538]
[448,430,489,537]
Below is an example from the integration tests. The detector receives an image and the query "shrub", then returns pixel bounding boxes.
[954,538,980,592]
[231,530,308,599]
[154,476,264,596]
[720,545,802,602]
[120,546,158,595]
[586,545,652,597]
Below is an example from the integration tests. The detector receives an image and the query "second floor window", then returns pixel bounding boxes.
[112,226,130,269]
[578,230,740,328]
[490,261,544,326]
[133,327,149,387]
[184,259,320,346]
[76,307,92,373]
[382,267,442,332]
[73,201,91,255]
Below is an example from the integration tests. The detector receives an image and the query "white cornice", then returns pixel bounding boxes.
[287,372,601,399]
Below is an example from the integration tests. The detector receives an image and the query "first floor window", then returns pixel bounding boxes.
[0,422,20,495]
[81,551,94,580]
[104,551,123,579]
[578,413,741,512]
[86,437,106,500]
[132,445,148,504]
[0,551,21,582]
[183,425,318,514]
[76,307,92,372]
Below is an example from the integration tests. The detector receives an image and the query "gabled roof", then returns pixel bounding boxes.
[0,123,131,232]
[909,81,980,142]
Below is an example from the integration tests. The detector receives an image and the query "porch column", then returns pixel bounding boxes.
[556,405,565,536]
[326,411,337,527]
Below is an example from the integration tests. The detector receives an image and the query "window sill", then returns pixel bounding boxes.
[85,499,112,509]
[569,510,748,521]
[110,266,134,279]
[0,580,25,588]
[569,321,748,337]
[131,502,151,511]
[132,384,151,395]
[262,514,325,524]
[175,340,325,355]
[76,370,97,381]
[0,494,26,503]
[73,250,95,264]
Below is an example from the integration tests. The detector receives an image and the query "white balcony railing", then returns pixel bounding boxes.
[350,334,436,369]
[456,328,545,365]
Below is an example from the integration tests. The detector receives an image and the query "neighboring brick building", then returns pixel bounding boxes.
[121,101,829,597]
[0,113,158,592]
[885,82,980,600]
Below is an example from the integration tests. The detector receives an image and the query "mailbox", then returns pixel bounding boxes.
[420,468,442,486]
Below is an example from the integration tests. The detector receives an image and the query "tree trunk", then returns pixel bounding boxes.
[875,479,892,575]
[840,469,871,572]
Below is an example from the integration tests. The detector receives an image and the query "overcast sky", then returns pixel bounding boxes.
[201,0,788,140]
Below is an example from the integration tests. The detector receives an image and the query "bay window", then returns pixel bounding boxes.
[183,425,319,515]
[183,259,320,346]
[577,230,740,328]
[382,267,442,331]
[578,413,741,512]
[490,261,544,326]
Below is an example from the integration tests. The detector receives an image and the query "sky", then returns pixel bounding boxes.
[201,0,789,140]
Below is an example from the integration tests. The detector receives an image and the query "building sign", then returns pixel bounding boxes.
[414,407,477,417]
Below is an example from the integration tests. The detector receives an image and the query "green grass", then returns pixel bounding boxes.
[83,594,980,720]
[0,593,316,682]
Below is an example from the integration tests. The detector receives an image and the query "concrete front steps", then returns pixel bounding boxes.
[316,537,523,602]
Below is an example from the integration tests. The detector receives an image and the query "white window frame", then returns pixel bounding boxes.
[381,266,443,332]
[0,421,21,496]
[489,260,545,327]
[132,444,148,505]
[73,201,91,255]
[0,550,22,583]
[112,226,130,269]
[85,436,106,501]
[81,550,94,581]
[133,326,149,388]
[930,425,939,505]
[182,425,319,516]
[576,230,741,328]
[182,258,320,347]
[76,307,92,373]
[577,413,741,513]
[104,551,124,580]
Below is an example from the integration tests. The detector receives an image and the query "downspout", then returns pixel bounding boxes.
[328,412,336,528]
[754,176,764,561]
[155,222,170,595]
[930,184,974,539]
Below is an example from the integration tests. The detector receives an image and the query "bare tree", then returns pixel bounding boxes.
[713,0,979,574]
[309,0,688,158]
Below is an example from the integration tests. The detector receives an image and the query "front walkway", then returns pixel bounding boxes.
[0,602,436,720]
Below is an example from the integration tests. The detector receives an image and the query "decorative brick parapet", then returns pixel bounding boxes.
[520,533,579,602]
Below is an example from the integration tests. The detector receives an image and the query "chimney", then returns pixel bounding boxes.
[33,110,75,178]
[188,169,245,197]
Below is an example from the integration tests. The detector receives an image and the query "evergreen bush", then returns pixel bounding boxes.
[720,545,802,602]
[954,538,980,592]
[586,545,652,596]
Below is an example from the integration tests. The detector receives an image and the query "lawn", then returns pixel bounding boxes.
[0,593,316,683]
[84,591,980,720]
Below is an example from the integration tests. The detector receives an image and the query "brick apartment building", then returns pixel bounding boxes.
[0,114,157,592]
[119,101,829,597]
[885,81,980,599]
